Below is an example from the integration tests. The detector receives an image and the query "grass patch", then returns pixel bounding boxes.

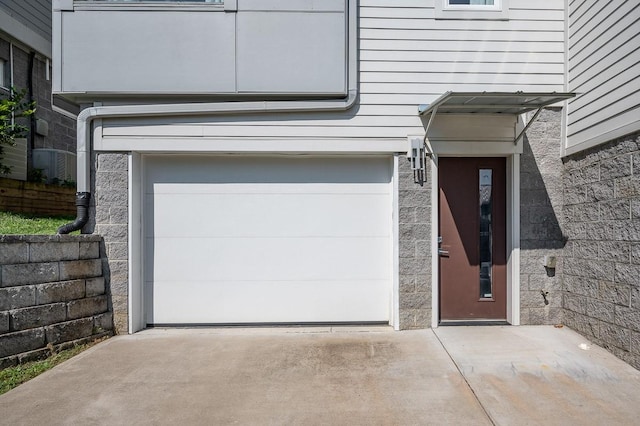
[0,211,77,235]
[0,339,105,395]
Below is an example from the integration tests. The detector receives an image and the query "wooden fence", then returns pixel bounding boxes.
[0,177,76,216]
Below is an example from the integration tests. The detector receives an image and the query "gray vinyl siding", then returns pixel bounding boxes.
[0,0,52,43]
[101,0,566,141]
[566,0,640,154]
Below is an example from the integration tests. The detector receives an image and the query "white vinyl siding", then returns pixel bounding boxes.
[565,0,640,154]
[100,0,565,142]
[0,0,51,42]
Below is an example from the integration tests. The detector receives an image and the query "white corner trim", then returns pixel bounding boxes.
[430,154,440,328]
[507,153,521,325]
[392,154,400,330]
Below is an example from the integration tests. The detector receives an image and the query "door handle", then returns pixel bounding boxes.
[438,249,449,256]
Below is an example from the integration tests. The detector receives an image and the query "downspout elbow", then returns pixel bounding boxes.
[57,192,91,234]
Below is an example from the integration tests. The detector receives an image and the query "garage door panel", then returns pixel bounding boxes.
[149,182,389,195]
[146,279,390,324]
[147,236,390,282]
[144,155,393,324]
[146,193,391,237]
[145,156,392,186]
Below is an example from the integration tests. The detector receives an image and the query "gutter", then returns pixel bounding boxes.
[58,90,358,234]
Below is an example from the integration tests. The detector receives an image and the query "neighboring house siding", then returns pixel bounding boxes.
[566,0,640,155]
[100,0,565,142]
[0,0,52,43]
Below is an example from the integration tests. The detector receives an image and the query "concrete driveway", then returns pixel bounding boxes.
[1,326,639,425]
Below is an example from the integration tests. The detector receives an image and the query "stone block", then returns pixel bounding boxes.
[59,259,102,280]
[0,328,46,358]
[565,258,614,281]
[399,258,429,275]
[599,199,631,221]
[599,241,631,263]
[67,296,108,320]
[585,298,615,323]
[614,263,640,286]
[399,275,415,293]
[0,355,18,370]
[399,237,415,259]
[86,277,106,297]
[35,280,85,304]
[107,242,128,261]
[414,308,431,328]
[415,274,431,292]
[97,153,128,172]
[398,207,416,224]
[45,318,93,345]
[598,281,631,306]
[399,310,416,330]
[415,240,430,257]
[615,176,640,198]
[94,312,114,332]
[586,181,614,202]
[600,155,632,180]
[0,242,28,265]
[399,292,429,310]
[614,220,640,241]
[79,241,100,260]
[633,287,640,309]
[632,331,640,355]
[109,206,128,224]
[94,224,128,242]
[599,323,631,351]
[563,293,586,314]
[632,199,640,220]
[398,190,429,208]
[0,311,8,334]
[613,305,640,332]
[571,241,599,260]
[96,171,128,190]
[9,303,67,331]
[0,285,36,310]
[29,242,79,263]
[95,189,128,207]
[1,262,59,287]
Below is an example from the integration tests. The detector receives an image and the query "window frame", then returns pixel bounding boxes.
[435,0,510,20]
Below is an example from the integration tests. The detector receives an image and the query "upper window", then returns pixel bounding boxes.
[0,58,10,90]
[436,0,509,20]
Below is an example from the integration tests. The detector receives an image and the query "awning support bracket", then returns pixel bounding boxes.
[513,106,543,145]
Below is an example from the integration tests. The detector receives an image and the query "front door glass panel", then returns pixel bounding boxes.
[479,169,493,298]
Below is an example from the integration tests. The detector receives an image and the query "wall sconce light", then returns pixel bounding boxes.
[408,136,425,172]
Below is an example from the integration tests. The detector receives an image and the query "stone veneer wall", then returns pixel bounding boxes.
[519,108,565,324]
[88,153,129,334]
[562,132,640,370]
[398,157,432,329]
[0,235,113,369]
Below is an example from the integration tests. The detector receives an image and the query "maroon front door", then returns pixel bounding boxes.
[438,157,507,321]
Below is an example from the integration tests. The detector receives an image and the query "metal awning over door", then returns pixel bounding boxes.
[418,91,575,144]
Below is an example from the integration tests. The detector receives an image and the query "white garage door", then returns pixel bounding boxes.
[144,155,392,325]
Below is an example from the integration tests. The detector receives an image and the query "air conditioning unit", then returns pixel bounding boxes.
[32,149,77,184]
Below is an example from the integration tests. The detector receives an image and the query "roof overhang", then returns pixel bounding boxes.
[418,91,576,144]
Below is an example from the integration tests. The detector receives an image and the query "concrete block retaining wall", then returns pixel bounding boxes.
[0,235,113,369]
[562,132,640,370]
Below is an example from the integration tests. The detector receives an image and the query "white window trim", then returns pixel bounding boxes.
[435,0,510,20]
